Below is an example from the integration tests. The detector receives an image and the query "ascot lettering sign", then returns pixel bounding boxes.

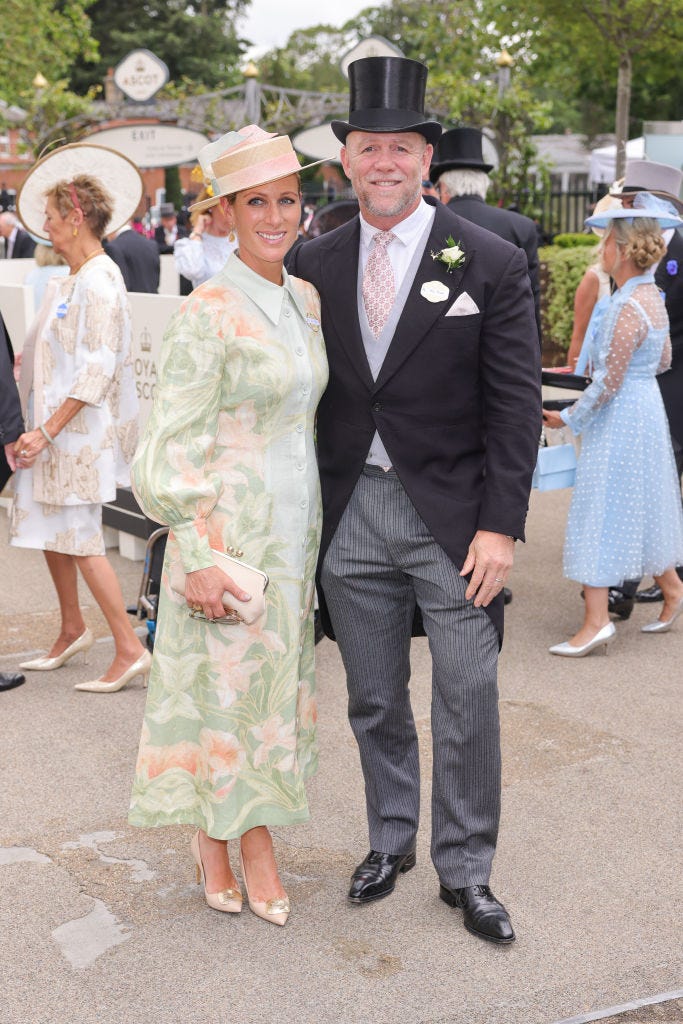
[114,49,169,103]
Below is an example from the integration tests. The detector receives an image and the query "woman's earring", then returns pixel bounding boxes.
[72,226,79,237]
[228,230,236,243]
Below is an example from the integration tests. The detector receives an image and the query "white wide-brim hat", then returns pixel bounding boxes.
[585,191,683,231]
[17,143,145,241]
[189,124,324,214]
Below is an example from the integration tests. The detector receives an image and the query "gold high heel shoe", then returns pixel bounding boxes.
[191,831,242,914]
[74,649,152,693]
[239,849,290,927]
[20,628,94,671]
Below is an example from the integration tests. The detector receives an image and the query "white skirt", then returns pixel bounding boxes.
[9,467,105,556]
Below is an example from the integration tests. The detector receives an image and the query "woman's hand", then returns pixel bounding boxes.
[13,428,49,469]
[184,564,252,621]
[542,409,565,429]
[190,214,210,239]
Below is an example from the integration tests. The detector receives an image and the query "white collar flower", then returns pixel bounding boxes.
[431,235,465,273]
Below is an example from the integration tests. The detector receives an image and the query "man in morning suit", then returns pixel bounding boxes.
[0,212,36,259]
[0,313,27,691]
[104,221,160,293]
[430,127,542,345]
[288,57,541,944]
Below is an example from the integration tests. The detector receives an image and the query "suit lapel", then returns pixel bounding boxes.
[318,218,374,390]
[373,204,475,392]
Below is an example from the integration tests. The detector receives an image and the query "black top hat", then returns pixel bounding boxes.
[331,57,442,146]
[429,127,493,183]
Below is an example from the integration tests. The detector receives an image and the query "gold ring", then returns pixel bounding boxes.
[191,604,202,612]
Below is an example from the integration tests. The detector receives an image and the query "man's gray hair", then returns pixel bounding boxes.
[437,169,489,201]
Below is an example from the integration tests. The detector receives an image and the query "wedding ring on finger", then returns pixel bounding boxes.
[494,577,504,583]
[20,449,28,456]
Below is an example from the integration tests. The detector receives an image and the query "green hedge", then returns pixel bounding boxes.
[552,233,598,248]
[540,244,599,354]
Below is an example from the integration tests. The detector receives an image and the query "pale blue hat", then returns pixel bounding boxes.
[586,191,683,231]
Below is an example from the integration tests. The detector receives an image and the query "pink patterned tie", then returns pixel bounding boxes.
[363,230,396,337]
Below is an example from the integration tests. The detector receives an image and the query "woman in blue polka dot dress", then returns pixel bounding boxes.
[543,193,683,657]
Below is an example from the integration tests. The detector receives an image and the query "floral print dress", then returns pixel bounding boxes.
[129,254,328,839]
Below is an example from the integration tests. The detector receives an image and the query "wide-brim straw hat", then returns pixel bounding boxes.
[17,143,144,241]
[585,191,683,231]
[189,125,324,214]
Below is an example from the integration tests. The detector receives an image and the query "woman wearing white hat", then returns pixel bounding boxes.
[128,125,326,927]
[10,144,151,691]
[544,193,683,655]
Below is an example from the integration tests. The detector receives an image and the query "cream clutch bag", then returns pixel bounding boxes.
[169,549,269,626]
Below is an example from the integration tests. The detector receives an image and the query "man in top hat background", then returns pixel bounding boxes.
[154,202,188,255]
[288,56,541,944]
[608,159,683,609]
[430,127,542,345]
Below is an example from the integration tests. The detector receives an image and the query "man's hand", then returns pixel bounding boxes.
[460,530,515,607]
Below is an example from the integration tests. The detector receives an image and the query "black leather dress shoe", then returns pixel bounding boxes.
[0,672,26,692]
[348,849,416,904]
[439,883,515,944]
[608,588,634,620]
[635,584,663,603]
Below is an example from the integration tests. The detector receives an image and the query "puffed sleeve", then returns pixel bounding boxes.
[561,297,647,436]
[173,237,206,287]
[131,297,230,573]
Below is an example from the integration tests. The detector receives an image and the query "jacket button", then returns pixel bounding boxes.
[372,402,382,412]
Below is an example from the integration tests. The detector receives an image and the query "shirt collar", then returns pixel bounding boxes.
[359,198,435,249]
[222,251,306,326]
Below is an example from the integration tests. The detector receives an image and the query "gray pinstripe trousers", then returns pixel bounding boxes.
[321,465,501,887]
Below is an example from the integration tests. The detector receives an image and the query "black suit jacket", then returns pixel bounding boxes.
[289,200,542,641]
[154,224,189,255]
[10,228,36,259]
[446,195,542,345]
[104,229,160,293]
[0,314,24,490]
[656,229,683,446]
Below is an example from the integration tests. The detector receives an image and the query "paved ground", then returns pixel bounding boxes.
[2,488,682,1024]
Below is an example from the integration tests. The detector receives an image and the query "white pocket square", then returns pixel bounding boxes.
[445,292,480,316]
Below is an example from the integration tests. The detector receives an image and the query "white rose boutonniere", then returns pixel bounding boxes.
[431,235,465,273]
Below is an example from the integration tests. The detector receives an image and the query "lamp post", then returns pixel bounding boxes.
[243,61,260,125]
[495,49,513,97]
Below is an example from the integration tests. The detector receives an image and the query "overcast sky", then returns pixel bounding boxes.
[241,0,378,55]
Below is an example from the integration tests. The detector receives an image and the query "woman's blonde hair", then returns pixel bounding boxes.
[34,242,67,267]
[46,174,114,238]
[605,217,667,271]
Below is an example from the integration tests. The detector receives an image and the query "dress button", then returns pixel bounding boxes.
[296,461,304,471]
[284,309,292,318]
[295,423,304,433]
[372,402,383,412]
[301,385,310,396]
[295,346,304,355]
[300,499,307,508]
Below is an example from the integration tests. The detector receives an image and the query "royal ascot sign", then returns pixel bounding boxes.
[114,49,169,103]
[87,125,209,169]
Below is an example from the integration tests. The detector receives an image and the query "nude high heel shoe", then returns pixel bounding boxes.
[549,622,616,657]
[20,628,94,671]
[191,831,242,914]
[74,649,152,692]
[239,849,290,927]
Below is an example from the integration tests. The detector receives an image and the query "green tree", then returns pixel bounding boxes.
[257,26,349,92]
[0,0,98,107]
[70,0,250,94]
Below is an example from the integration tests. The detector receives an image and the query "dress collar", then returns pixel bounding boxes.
[359,197,434,250]
[222,251,306,325]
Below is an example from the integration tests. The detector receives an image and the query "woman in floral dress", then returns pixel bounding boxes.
[129,126,327,927]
